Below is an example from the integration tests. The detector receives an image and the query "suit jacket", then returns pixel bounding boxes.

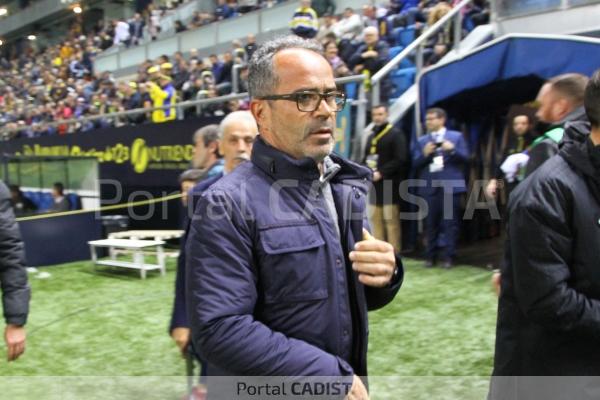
[411,129,469,196]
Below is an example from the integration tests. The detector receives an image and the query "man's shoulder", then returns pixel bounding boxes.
[510,155,575,212]
[201,162,265,198]
[445,129,463,140]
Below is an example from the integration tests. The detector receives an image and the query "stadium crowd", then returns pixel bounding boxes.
[0,0,489,140]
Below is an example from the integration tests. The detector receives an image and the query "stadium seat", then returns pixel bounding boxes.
[344,82,358,100]
[67,194,81,210]
[389,67,416,99]
[24,191,42,209]
[388,46,415,69]
[393,25,416,48]
[39,193,54,211]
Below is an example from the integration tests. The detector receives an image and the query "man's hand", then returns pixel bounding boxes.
[485,179,498,199]
[170,327,190,357]
[423,142,436,157]
[5,324,26,362]
[349,229,396,287]
[361,50,378,59]
[345,375,370,400]
[441,140,455,152]
[372,171,382,182]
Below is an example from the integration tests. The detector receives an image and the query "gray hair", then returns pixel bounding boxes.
[218,110,257,138]
[248,35,323,98]
[193,124,220,147]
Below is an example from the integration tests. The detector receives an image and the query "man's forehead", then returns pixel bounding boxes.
[273,49,335,90]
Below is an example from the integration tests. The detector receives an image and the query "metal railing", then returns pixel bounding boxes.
[371,0,475,134]
[1,75,369,148]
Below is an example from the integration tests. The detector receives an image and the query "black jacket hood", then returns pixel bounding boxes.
[560,120,600,204]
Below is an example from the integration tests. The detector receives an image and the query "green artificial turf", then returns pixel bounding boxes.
[0,258,498,399]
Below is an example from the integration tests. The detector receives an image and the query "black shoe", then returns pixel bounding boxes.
[424,260,434,268]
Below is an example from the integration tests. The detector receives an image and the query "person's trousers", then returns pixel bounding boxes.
[369,203,401,252]
[424,192,461,262]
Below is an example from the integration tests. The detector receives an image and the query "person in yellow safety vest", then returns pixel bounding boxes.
[148,73,177,123]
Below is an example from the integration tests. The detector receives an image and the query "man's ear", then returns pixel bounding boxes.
[250,99,266,132]
[209,140,220,157]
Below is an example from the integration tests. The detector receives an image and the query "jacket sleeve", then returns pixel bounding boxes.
[446,131,469,163]
[510,189,600,338]
[186,189,354,376]
[0,182,30,326]
[169,227,189,333]
[411,137,433,170]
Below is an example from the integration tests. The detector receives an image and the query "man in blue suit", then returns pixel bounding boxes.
[412,108,469,268]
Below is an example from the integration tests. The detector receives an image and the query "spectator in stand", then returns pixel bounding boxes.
[331,7,364,60]
[316,14,338,43]
[324,41,351,77]
[424,42,448,67]
[129,13,146,46]
[173,60,191,90]
[245,34,258,59]
[362,4,392,44]
[174,20,187,33]
[215,0,235,20]
[121,81,146,124]
[238,0,258,14]
[147,67,177,123]
[112,19,132,47]
[217,52,234,93]
[464,0,490,29]
[147,4,162,41]
[209,54,224,83]
[290,0,319,39]
[427,1,454,47]
[312,0,336,17]
[349,26,390,100]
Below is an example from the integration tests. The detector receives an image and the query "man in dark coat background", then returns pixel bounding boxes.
[0,180,30,362]
[491,69,600,397]
[363,104,408,252]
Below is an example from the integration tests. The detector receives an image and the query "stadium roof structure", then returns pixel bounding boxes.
[418,34,600,120]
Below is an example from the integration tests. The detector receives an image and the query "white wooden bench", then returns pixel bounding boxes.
[107,230,185,258]
[88,239,166,279]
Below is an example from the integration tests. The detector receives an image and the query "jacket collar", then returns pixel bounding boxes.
[251,136,372,183]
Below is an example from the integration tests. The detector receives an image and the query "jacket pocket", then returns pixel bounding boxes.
[259,221,328,304]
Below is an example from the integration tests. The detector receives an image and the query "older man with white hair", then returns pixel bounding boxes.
[169,111,258,385]
[349,26,390,101]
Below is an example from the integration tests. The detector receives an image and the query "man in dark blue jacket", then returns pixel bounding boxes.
[412,107,469,268]
[187,36,402,399]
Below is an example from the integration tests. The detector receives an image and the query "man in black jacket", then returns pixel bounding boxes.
[363,105,408,252]
[524,73,588,176]
[491,70,600,396]
[0,181,30,362]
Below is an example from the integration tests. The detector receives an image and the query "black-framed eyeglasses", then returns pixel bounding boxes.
[258,90,346,112]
